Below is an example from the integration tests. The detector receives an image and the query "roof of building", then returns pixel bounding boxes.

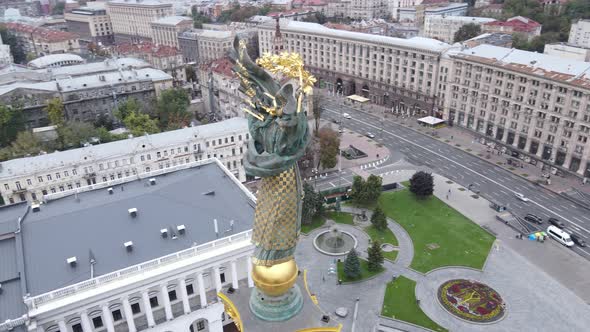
[426,15,496,24]
[453,44,590,88]
[464,32,512,46]
[198,29,234,39]
[151,15,193,25]
[483,16,541,33]
[40,58,150,78]
[274,20,451,52]
[4,23,79,42]
[113,42,181,57]
[0,160,255,322]
[107,0,173,7]
[0,117,248,179]
[56,67,172,92]
[424,2,468,11]
[204,56,235,78]
[27,54,84,69]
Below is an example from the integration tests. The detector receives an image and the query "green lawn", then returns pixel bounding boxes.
[379,190,494,273]
[364,225,399,261]
[326,211,354,224]
[301,215,326,234]
[337,258,384,282]
[382,276,447,332]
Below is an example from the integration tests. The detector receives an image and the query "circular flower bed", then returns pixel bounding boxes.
[437,279,505,323]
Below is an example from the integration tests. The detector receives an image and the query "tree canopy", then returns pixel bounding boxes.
[0,104,25,148]
[155,88,191,130]
[318,127,340,169]
[350,175,383,205]
[114,98,142,123]
[370,206,387,231]
[45,98,64,127]
[454,23,482,43]
[343,248,361,279]
[123,111,160,137]
[367,241,384,271]
[409,171,434,198]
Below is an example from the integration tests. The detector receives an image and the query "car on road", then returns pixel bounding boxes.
[342,113,352,119]
[331,118,341,124]
[514,193,529,202]
[548,217,565,229]
[570,233,586,247]
[546,226,574,247]
[524,214,543,224]
[365,132,375,139]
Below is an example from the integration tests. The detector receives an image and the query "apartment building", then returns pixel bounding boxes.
[440,45,590,176]
[198,57,244,121]
[388,0,422,20]
[150,15,193,48]
[259,20,451,114]
[0,117,249,205]
[544,43,590,62]
[64,6,115,46]
[423,15,496,43]
[0,33,12,65]
[3,23,80,56]
[178,29,235,65]
[0,159,255,332]
[569,19,590,49]
[111,42,186,83]
[399,2,468,26]
[106,0,173,43]
[482,16,542,41]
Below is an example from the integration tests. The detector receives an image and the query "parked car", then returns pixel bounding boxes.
[342,113,352,119]
[570,233,586,247]
[515,193,529,202]
[548,217,565,229]
[365,132,375,138]
[524,214,543,224]
[546,226,574,247]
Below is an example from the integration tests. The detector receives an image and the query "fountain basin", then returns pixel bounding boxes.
[313,227,358,256]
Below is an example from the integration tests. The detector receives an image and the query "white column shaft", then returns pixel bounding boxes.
[57,320,67,332]
[80,312,93,332]
[230,260,239,289]
[179,278,191,314]
[101,305,115,332]
[247,256,254,288]
[213,266,222,292]
[208,318,224,332]
[160,284,174,321]
[141,291,156,327]
[122,297,137,332]
[197,272,208,308]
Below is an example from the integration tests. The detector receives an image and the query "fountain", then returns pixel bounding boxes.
[313,227,358,256]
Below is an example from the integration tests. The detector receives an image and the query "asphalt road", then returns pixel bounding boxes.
[316,100,590,260]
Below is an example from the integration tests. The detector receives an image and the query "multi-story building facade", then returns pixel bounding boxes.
[64,6,115,46]
[482,16,542,41]
[544,42,590,62]
[440,45,590,176]
[389,0,422,20]
[150,15,193,48]
[259,20,451,114]
[198,57,244,121]
[111,42,186,83]
[106,0,173,43]
[569,19,590,49]
[3,23,81,56]
[0,117,249,205]
[0,159,256,332]
[0,0,41,17]
[423,15,496,43]
[0,59,172,128]
[178,29,235,65]
[399,2,468,26]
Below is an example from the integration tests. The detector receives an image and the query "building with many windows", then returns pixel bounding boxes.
[423,15,496,43]
[259,20,451,114]
[440,45,590,176]
[110,42,186,83]
[3,23,81,56]
[569,19,590,49]
[106,0,173,43]
[64,6,115,46]
[0,158,255,332]
[178,29,235,65]
[482,16,542,41]
[0,117,249,205]
[150,16,193,48]
[544,42,590,62]
[198,57,244,121]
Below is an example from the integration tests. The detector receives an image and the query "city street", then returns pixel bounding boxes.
[315,99,590,260]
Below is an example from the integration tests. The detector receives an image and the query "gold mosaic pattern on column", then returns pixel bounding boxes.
[252,166,298,251]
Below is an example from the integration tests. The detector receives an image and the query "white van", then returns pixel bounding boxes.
[547,226,574,247]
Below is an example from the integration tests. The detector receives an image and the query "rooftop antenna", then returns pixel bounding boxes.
[89,249,96,278]
[214,219,219,238]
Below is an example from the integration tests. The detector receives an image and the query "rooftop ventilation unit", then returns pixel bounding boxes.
[204,191,215,196]
[0,283,3,294]
[107,187,114,195]
[66,256,77,267]
[149,178,156,186]
[128,208,138,217]
[124,241,133,251]
[161,228,168,238]
[31,203,41,212]
[177,224,186,234]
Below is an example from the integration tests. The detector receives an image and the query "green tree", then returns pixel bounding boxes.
[10,131,42,157]
[315,190,325,217]
[365,174,383,202]
[343,248,361,279]
[409,171,434,198]
[312,93,322,136]
[93,114,114,130]
[57,122,97,149]
[155,88,191,130]
[123,111,160,137]
[564,0,590,20]
[0,104,25,148]
[0,26,25,63]
[502,0,544,21]
[454,23,482,43]
[367,241,384,271]
[302,182,317,225]
[96,127,114,143]
[114,98,141,123]
[318,127,340,169]
[191,7,212,28]
[350,175,366,204]
[45,98,65,127]
[370,206,387,231]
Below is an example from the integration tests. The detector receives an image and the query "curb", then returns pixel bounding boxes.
[379,315,441,332]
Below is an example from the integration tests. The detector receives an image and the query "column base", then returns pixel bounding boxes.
[249,284,303,322]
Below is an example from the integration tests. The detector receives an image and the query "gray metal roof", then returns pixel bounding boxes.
[0,238,18,282]
[0,203,26,235]
[0,279,26,324]
[19,161,254,296]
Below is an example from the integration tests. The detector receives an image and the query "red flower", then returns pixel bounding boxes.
[458,306,469,313]
[476,307,489,315]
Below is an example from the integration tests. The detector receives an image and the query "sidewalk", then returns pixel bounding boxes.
[318,89,590,196]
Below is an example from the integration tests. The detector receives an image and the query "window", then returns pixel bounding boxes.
[149,296,159,308]
[47,174,52,181]
[72,323,83,332]
[186,284,194,295]
[55,173,61,179]
[168,290,177,301]
[131,302,141,314]
[26,179,32,185]
[92,316,103,328]
[37,176,43,183]
[3,184,8,190]
[72,169,77,175]
[157,152,161,158]
[112,309,123,321]
[197,320,206,331]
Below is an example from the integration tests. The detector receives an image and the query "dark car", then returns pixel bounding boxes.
[570,234,586,247]
[548,217,565,229]
[524,214,543,224]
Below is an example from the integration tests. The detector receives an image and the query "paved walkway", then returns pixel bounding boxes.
[296,169,590,332]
